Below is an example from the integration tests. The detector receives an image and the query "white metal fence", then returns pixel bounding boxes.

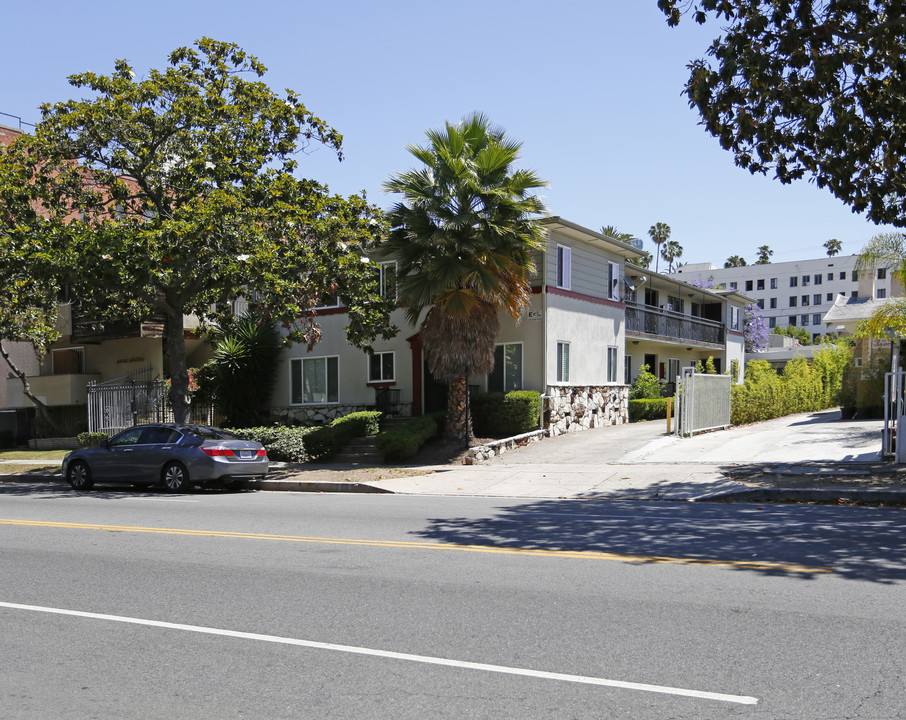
[675,368,732,438]
[883,371,906,460]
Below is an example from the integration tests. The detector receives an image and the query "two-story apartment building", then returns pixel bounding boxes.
[270,218,750,435]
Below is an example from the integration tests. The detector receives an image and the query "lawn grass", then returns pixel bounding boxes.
[0,449,68,461]
[0,464,59,476]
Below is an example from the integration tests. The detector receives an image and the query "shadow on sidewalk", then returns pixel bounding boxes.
[414,498,906,583]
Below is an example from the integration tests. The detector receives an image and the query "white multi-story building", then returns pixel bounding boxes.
[672,255,893,341]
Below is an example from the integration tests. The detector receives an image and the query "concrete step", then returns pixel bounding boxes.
[333,435,384,464]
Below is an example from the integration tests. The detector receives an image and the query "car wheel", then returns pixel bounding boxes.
[67,460,94,491]
[161,462,190,492]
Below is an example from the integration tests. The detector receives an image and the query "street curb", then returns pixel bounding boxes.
[240,479,391,494]
[692,487,906,504]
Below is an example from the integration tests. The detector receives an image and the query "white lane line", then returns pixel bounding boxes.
[0,600,757,705]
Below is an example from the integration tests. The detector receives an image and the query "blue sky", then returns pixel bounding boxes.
[1,1,895,266]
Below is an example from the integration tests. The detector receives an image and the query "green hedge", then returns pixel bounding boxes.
[77,432,110,447]
[629,398,670,422]
[230,426,311,462]
[471,391,541,437]
[331,411,382,438]
[731,345,851,425]
[375,414,442,462]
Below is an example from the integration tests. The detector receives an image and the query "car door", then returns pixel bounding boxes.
[134,426,183,481]
[90,427,144,481]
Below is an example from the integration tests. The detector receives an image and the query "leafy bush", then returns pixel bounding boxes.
[629,365,661,400]
[471,391,541,437]
[302,425,342,461]
[331,411,382,438]
[376,415,440,462]
[629,398,670,422]
[230,425,311,462]
[77,432,109,447]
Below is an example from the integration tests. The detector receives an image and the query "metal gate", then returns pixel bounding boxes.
[87,379,216,435]
[675,368,732,437]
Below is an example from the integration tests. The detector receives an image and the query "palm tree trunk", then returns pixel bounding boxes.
[445,375,472,447]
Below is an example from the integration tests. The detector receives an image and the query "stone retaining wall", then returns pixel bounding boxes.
[464,429,546,464]
[545,385,629,435]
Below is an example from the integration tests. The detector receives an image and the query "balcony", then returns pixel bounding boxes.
[6,373,102,408]
[625,303,725,347]
[71,309,166,344]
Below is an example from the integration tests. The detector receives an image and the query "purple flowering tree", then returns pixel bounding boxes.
[744,303,769,352]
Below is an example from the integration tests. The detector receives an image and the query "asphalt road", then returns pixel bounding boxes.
[2,484,905,718]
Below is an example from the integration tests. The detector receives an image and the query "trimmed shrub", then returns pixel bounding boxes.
[331,411,382,438]
[629,398,670,422]
[471,390,541,437]
[302,425,343,461]
[230,426,311,462]
[376,415,440,462]
[629,365,661,400]
[77,432,109,447]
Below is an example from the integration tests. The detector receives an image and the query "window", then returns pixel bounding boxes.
[802,274,810,286]
[801,295,809,306]
[556,342,570,383]
[368,351,395,382]
[667,358,681,383]
[291,356,339,404]
[768,317,776,329]
[812,333,822,343]
[607,261,620,301]
[756,299,764,309]
[840,271,846,280]
[556,245,571,289]
[852,271,859,282]
[790,277,798,287]
[789,296,797,307]
[489,343,523,391]
[756,279,765,291]
[813,294,821,305]
[377,261,397,300]
[812,314,822,325]
[624,355,631,385]
[745,280,753,291]
[770,278,778,289]
[769,297,777,309]
[801,314,809,326]
[852,290,859,298]
[644,288,659,307]
[316,293,340,308]
[666,296,684,313]
[730,306,740,330]
[877,288,887,299]
[789,316,797,326]
[814,274,822,285]
[52,347,85,375]
[607,346,618,383]
[827,293,834,302]
[878,268,887,280]
[729,281,738,290]
[827,273,833,281]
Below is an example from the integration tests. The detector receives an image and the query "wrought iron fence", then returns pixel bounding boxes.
[87,379,215,435]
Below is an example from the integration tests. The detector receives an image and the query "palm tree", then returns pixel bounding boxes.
[383,113,547,447]
[724,255,747,267]
[600,225,637,245]
[755,245,773,264]
[825,238,842,257]
[661,239,683,272]
[648,222,671,273]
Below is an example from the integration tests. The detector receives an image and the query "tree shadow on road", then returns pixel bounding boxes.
[414,497,906,583]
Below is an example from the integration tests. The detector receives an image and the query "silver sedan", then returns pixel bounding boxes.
[62,424,269,491]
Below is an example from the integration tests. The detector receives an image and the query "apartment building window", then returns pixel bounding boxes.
[801,314,809,325]
[291,356,339,405]
[745,280,753,291]
[878,268,887,280]
[666,296,684,313]
[490,343,523,392]
[840,271,847,280]
[606,346,618,383]
[814,274,822,285]
[556,245,571,290]
[852,290,859,298]
[757,279,765,290]
[756,299,764,310]
[826,293,834,302]
[789,316,797,326]
[768,317,776,328]
[812,314,822,325]
[852,271,859,282]
[813,294,821,305]
[316,293,341,308]
[878,288,887,299]
[52,347,85,375]
[827,273,833,281]
[770,278,778,289]
[377,261,397,300]
[367,352,395,382]
[729,281,737,290]
[790,277,798,287]
[801,295,809,306]
[802,274,810,286]
[789,296,797,307]
[607,261,620,301]
[667,358,681,384]
[556,342,570,383]
[768,297,776,309]
[644,288,659,307]
[731,306,740,330]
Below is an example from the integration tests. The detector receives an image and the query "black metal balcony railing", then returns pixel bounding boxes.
[71,309,166,343]
[625,303,725,345]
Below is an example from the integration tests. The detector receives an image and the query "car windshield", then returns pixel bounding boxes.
[185,426,240,441]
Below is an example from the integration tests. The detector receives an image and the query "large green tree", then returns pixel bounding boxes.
[33,39,395,424]
[661,239,683,272]
[384,113,547,447]
[648,222,671,273]
[825,238,843,257]
[659,1,906,226]
[756,245,773,264]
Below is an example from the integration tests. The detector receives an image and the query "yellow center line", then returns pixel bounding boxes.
[0,518,832,573]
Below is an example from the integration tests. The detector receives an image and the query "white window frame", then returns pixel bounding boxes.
[316,293,341,309]
[606,346,618,384]
[367,351,395,383]
[556,342,570,383]
[489,342,524,392]
[877,288,887,299]
[556,245,571,290]
[290,356,339,405]
[730,306,740,330]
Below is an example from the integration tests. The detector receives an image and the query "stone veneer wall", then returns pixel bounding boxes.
[271,402,413,426]
[545,385,629,435]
